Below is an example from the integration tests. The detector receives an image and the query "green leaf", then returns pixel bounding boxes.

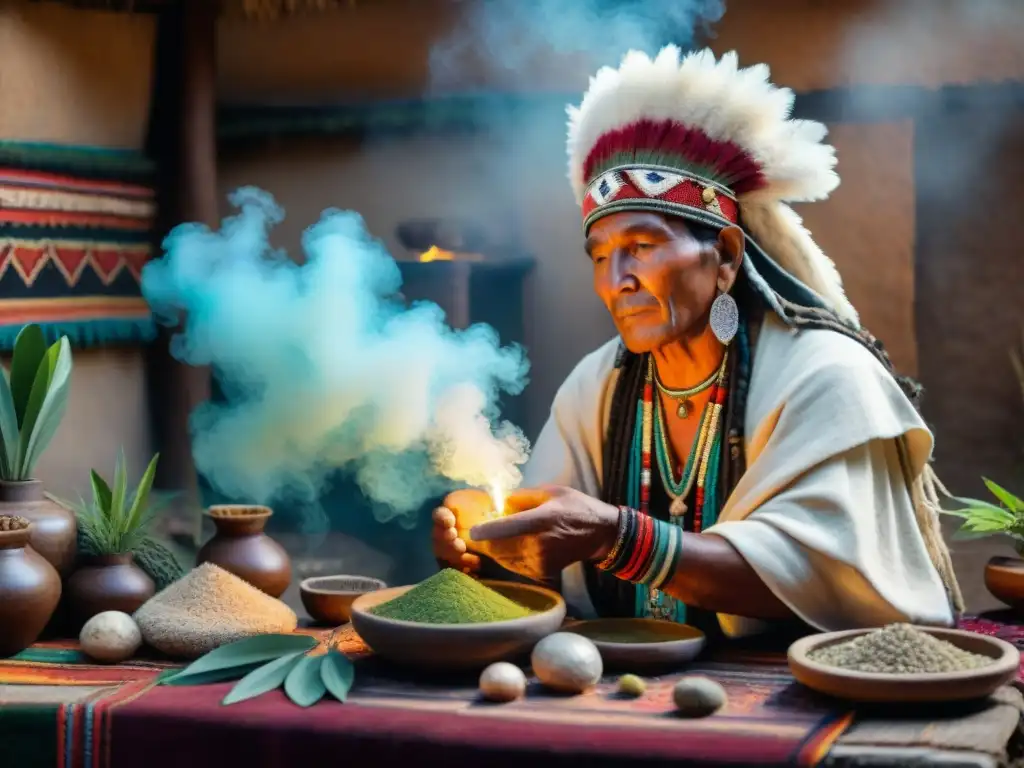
[983,478,1024,514]
[10,324,47,428]
[222,651,304,705]
[284,654,327,707]
[18,337,72,479]
[90,470,113,513]
[962,518,1013,533]
[162,662,267,686]
[125,453,160,534]
[0,368,18,478]
[110,449,129,535]
[321,649,354,703]
[163,634,318,686]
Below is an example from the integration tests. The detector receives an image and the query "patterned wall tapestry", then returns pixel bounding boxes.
[0,141,157,349]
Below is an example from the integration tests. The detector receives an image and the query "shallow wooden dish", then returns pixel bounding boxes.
[985,556,1024,613]
[300,575,387,626]
[788,627,1020,703]
[350,580,565,671]
[565,618,705,670]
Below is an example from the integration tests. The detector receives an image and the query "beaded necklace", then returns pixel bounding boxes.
[628,352,730,622]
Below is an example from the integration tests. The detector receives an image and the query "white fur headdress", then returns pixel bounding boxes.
[567,46,858,326]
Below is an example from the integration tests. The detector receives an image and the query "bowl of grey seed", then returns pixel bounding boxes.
[787,623,1020,703]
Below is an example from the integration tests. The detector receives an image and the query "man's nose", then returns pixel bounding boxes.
[610,249,639,293]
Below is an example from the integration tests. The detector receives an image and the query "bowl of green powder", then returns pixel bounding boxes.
[788,623,1020,703]
[350,569,565,671]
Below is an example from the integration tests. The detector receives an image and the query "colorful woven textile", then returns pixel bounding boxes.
[0,628,851,768]
[0,141,158,350]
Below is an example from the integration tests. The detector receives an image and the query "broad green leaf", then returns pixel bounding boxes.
[321,649,354,703]
[0,368,18,478]
[983,478,1024,514]
[222,651,304,705]
[19,337,72,478]
[125,453,160,534]
[90,470,113,513]
[164,634,317,686]
[162,661,267,686]
[10,324,46,427]
[284,654,326,708]
[17,338,60,464]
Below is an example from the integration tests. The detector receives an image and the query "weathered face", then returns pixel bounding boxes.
[585,211,744,353]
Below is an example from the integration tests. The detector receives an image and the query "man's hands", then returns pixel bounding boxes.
[431,487,557,575]
[464,486,620,583]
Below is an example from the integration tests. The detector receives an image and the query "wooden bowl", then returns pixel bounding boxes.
[300,575,387,626]
[985,556,1024,610]
[564,618,705,670]
[350,580,565,671]
[788,627,1020,703]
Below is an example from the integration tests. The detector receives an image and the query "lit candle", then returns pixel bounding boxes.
[488,481,508,518]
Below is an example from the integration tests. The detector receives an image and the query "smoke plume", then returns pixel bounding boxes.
[429,0,726,92]
[142,188,530,529]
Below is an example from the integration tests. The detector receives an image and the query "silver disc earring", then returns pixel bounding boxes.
[709,292,739,345]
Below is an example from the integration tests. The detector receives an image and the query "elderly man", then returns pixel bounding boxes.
[432,47,961,637]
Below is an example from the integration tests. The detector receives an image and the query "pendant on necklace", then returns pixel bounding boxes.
[669,496,688,517]
[676,399,692,419]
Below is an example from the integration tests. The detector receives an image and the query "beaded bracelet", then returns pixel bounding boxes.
[597,507,682,591]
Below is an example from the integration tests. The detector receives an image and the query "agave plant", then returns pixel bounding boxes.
[164,633,355,707]
[0,324,73,481]
[943,479,1024,555]
[67,451,164,556]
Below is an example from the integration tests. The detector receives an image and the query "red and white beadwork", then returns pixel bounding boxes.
[582,167,739,233]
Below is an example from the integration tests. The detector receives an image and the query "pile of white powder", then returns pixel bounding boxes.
[809,624,993,674]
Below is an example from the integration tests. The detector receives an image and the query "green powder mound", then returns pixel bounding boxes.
[369,569,533,624]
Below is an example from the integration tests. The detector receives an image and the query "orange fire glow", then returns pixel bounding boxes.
[418,245,456,262]
[417,246,484,263]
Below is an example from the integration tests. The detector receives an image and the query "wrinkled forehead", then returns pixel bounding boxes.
[585,210,718,249]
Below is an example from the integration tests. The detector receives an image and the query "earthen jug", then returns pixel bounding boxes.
[196,505,291,597]
[0,480,77,576]
[0,521,61,657]
[67,553,155,627]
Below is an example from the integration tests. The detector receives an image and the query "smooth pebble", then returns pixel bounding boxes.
[479,662,527,702]
[79,611,142,663]
[617,674,647,697]
[532,633,603,693]
[673,676,727,717]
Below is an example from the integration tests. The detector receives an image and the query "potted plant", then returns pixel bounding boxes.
[948,333,1024,612]
[63,451,169,626]
[0,324,76,576]
[944,481,1024,612]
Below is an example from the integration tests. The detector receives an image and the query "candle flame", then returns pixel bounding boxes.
[488,481,507,518]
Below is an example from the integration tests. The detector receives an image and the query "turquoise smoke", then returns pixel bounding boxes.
[141,188,529,529]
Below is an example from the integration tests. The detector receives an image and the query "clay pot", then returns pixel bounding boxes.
[196,505,291,597]
[67,553,155,627]
[985,556,1024,613]
[0,523,62,657]
[0,480,76,576]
